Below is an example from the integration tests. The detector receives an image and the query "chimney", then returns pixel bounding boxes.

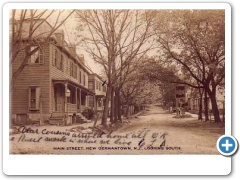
[54,29,64,46]
[78,54,85,65]
[68,44,76,54]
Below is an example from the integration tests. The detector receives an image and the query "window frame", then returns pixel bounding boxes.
[70,61,73,77]
[73,64,77,79]
[28,86,41,111]
[60,54,64,71]
[52,48,58,66]
[29,45,44,64]
[54,50,64,72]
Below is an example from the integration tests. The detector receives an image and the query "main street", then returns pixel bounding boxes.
[116,104,225,154]
[10,104,224,155]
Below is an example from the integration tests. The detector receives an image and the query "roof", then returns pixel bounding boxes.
[14,18,53,40]
[13,18,95,75]
[89,73,105,83]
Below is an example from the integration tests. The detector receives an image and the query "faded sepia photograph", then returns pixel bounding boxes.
[9,9,225,155]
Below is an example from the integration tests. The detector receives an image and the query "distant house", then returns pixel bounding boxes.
[88,74,107,113]
[185,83,225,112]
[11,19,105,125]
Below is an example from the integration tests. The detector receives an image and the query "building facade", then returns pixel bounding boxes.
[185,85,225,112]
[11,20,105,125]
[88,74,107,113]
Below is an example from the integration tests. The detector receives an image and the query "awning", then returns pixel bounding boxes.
[52,79,95,96]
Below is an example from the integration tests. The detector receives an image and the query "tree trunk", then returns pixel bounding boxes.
[198,97,203,121]
[115,89,122,122]
[114,89,118,122]
[204,89,209,121]
[101,84,111,126]
[198,88,203,121]
[209,91,221,123]
[110,86,115,123]
[118,101,122,122]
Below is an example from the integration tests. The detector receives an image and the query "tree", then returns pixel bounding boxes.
[121,72,161,117]
[158,82,176,107]
[143,56,210,121]
[76,10,156,126]
[10,9,75,88]
[154,10,225,123]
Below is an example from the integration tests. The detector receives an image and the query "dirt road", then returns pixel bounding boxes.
[116,104,225,154]
[10,105,224,154]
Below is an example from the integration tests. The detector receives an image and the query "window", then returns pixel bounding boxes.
[96,81,101,91]
[70,61,73,77]
[103,86,107,92]
[73,64,77,79]
[29,86,41,110]
[53,49,64,71]
[69,61,71,75]
[56,53,63,71]
[69,61,77,79]
[52,48,57,66]
[29,46,43,64]
[99,82,102,91]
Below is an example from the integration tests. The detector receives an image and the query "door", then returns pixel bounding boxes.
[54,85,65,112]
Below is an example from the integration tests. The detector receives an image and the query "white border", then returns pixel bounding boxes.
[3,3,231,175]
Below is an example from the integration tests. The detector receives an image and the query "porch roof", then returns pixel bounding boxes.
[96,94,105,98]
[52,78,95,96]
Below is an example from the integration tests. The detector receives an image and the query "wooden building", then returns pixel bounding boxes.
[11,19,105,125]
[88,74,107,113]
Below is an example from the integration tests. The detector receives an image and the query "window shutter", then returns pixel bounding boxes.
[28,88,31,110]
[81,71,82,84]
[79,71,81,84]
[74,65,77,78]
[70,61,72,76]
[56,50,59,68]
[61,54,63,71]
[36,87,41,110]
[39,46,44,64]
[52,47,55,66]
[65,57,68,74]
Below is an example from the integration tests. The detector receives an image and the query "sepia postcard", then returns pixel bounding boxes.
[3,2,232,175]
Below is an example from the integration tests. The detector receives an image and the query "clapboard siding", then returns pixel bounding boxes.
[88,74,106,96]
[89,96,94,107]
[88,81,94,91]
[12,43,51,114]
[11,41,97,117]
[50,44,89,89]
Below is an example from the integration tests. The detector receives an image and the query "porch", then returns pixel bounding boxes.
[50,80,95,125]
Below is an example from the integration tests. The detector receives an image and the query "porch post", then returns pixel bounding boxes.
[75,87,77,106]
[86,93,89,107]
[52,83,55,113]
[79,89,82,112]
[94,95,97,113]
[101,97,104,108]
[64,82,68,112]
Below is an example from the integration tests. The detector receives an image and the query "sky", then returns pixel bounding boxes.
[55,10,105,76]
